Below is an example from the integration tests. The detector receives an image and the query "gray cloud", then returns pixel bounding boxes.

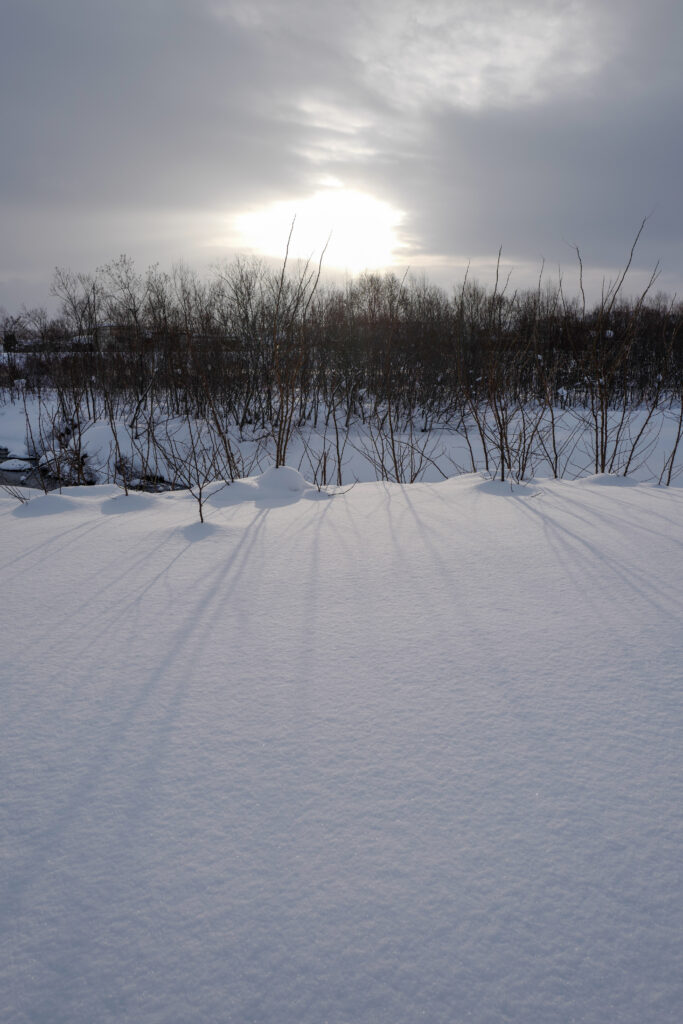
[1,0,681,307]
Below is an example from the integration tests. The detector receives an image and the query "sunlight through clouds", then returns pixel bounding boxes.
[2,0,680,306]
[232,187,406,272]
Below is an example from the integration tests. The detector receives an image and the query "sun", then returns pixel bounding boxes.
[232,187,405,273]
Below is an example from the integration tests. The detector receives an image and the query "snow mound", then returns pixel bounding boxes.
[254,466,312,494]
[0,458,33,472]
[577,473,640,487]
[473,478,542,497]
[11,493,82,517]
[208,466,326,509]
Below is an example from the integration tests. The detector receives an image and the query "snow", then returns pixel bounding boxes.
[3,392,683,488]
[1,473,682,1023]
[0,402,30,459]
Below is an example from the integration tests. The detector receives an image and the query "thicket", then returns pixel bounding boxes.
[2,233,682,486]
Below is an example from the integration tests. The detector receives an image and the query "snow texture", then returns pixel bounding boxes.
[1,473,682,1023]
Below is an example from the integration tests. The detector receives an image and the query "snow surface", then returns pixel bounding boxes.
[1,472,683,1023]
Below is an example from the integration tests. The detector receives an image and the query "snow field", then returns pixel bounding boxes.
[1,472,682,1023]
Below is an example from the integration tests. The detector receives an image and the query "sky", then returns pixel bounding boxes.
[1,0,682,310]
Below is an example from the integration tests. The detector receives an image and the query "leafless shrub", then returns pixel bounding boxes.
[1,482,30,504]
[660,389,683,486]
[154,413,230,522]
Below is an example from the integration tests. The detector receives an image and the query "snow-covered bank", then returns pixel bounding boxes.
[2,390,683,489]
[2,473,682,1023]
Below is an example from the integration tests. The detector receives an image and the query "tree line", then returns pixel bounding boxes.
[2,239,682,488]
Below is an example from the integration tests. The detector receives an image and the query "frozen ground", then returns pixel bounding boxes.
[1,471,682,1023]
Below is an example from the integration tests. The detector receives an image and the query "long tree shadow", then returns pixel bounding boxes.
[512,485,683,628]
[1,491,334,920]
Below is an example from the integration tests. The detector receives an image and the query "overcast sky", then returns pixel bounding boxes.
[2,0,682,310]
